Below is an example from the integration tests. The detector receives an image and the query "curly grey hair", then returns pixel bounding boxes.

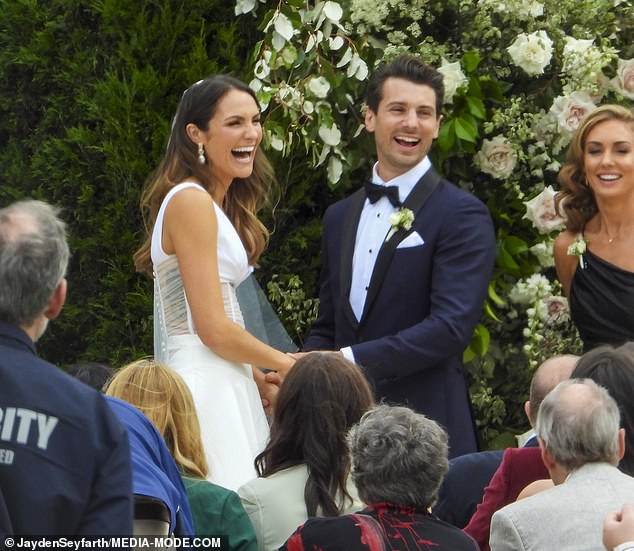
[536,378,621,472]
[347,404,449,509]
[0,200,69,327]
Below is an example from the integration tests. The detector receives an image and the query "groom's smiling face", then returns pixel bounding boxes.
[365,77,442,182]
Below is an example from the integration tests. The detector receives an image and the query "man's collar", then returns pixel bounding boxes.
[372,157,432,202]
[0,320,37,355]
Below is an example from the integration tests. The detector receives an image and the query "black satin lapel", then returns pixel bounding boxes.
[340,188,367,326]
[360,169,441,323]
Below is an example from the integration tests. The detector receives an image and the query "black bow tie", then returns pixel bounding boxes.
[364,181,402,207]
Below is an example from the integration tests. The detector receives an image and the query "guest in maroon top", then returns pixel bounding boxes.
[281,404,477,551]
[464,354,577,550]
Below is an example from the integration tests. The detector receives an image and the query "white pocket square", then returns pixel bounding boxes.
[396,231,425,249]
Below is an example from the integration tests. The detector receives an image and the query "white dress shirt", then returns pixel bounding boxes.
[341,157,431,362]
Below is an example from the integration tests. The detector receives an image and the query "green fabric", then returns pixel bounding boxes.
[183,476,257,551]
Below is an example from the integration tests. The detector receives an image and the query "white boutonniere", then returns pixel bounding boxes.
[386,207,415,241]
[567,235,587,269]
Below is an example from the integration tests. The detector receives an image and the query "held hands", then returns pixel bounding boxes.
[604,502,634,551]
[259,370,282,416]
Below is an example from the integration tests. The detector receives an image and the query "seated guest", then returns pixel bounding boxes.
[0,199,133,534]
[572,345,634,476]
[238,353,373,551]
[435,450,503,529]
[516,346,634,502]
[604,502,634,551]
[66,361,115,391]
[106,359,257,551]
[463,354,577,548]
[282,404,478,551]
[105,395,195,536]
[490,379,634,550]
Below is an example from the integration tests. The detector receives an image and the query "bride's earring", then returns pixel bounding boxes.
[197,143,206,165]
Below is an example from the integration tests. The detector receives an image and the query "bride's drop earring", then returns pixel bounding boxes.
[197,143,206,165]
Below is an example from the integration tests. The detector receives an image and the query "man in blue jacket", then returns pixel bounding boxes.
[305,55,496,457]
[0,199,133,534]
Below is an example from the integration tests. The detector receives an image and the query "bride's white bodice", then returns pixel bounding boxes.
[150,182,253,359]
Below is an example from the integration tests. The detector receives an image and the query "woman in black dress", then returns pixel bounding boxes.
[554,104,634,351]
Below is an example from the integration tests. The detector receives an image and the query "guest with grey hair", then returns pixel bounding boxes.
[281,404,478,550]
[490,379,634,551]
[0,199,133,534]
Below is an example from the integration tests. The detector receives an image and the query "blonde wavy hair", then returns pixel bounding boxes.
[105,358,209,479]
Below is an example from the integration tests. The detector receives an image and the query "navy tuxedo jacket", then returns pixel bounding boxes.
[305,168,496,457]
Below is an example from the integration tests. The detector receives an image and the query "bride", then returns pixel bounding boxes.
[134,75,294,490]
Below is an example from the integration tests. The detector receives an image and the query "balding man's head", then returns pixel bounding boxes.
[526,354,579,426]
[536,378,621,472]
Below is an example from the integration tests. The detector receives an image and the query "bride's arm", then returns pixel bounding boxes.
[163,186,294,375]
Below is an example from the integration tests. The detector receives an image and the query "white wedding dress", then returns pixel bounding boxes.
[151,182,269,490]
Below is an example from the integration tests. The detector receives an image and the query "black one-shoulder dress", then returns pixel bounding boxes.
[570,248,634,351]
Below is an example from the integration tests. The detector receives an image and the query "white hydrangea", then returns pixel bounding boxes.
[509,273,553,306]
[437,59,468,104]
[507,30,553,76]
[561,37,605,84]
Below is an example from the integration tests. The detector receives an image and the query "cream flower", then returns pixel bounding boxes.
[386,208,415,241]
[539,296,570,324]
[523,185,566,234]
[610,58,634,100]
[507,30,553,76]
[438,59,468,104]
[549,92,596,133]
[475,136,518,179]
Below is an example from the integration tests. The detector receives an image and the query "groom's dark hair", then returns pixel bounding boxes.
[365,54,444,116]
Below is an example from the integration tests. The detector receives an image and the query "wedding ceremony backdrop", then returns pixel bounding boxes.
[1,0,632,446]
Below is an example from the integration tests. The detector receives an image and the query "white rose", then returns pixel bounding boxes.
[507,30,553,76]
[523,185,567,234]
[610,58,634,100]
[437,59,468,104]
[318,123,341,146]
[549,92,596,133]
[475,136,518,179]
[307,76,331,98]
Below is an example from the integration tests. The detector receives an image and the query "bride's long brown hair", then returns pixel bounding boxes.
[134,75,274,276]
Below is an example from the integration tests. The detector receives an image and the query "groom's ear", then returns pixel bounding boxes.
[365,106,376,134]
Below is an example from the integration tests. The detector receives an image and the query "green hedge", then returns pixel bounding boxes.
[0,0,272,366]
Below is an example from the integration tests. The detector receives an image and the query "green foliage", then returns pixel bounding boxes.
[235,0,634,446]
[0,0,251,367]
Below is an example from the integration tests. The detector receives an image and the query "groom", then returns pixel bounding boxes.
[305,55,496,457]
